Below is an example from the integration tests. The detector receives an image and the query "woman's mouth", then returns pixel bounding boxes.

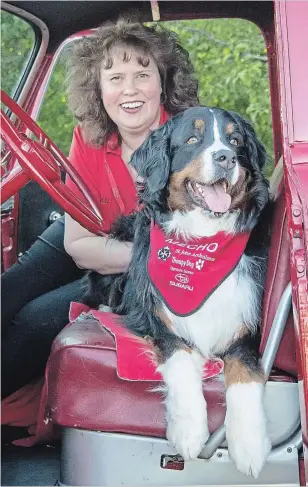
[120,101,144,113]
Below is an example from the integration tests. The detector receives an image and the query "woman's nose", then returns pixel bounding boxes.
[122,77,138,95]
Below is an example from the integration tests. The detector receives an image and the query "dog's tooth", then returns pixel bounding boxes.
[222,181,227,192]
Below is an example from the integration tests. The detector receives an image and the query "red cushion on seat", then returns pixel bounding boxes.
[260,190,297,376]
[47,319,226,436]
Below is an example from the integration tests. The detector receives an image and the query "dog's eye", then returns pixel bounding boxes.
[186,136,198,145]
[230,138,238,146]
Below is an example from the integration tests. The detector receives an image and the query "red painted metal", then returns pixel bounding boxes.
[1,91,107,236]
[1,189,19,272]
[274,0,308,477]
[1,215,17,271]
[1,162,30,203]
[263,20,283,163]
[299,456,306,486]
[22,55,54,126]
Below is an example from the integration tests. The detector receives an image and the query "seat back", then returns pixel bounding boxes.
[260,189,297,376]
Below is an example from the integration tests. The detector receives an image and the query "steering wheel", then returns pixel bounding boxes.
[0,90,106,236]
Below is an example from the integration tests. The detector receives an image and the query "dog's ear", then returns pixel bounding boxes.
[230,112,267,170]
[130,118,175,194]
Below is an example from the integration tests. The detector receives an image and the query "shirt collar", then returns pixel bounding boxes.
[106,104,170,155]
[106,132,121,155]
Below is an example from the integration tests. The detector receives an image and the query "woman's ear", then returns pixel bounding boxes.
[130,118,175,194]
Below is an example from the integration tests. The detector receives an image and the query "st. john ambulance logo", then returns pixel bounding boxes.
[157,246,171,261]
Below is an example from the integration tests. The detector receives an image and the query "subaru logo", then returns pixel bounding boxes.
[175,274,189,284]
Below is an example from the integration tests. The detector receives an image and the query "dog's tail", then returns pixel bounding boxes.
[269,156,284,201]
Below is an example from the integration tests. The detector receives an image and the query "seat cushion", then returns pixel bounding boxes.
[47,318,226,436]
[260,190,297,376]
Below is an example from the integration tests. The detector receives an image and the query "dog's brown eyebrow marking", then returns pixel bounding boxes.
[226,123,234,135]
[194,119,205,134]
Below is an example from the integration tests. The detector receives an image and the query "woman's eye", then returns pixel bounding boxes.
[137,73,149,79]
[186,136,198,144]
[111,76,121,82]
[230,138,238,146]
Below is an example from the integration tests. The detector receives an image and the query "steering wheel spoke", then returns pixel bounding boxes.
[1,90,106,236]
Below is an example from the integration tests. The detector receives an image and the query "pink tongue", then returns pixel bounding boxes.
[202,184,231,213]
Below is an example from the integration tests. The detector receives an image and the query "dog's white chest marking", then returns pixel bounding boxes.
[162,209,259,357]
[163,253,258,358]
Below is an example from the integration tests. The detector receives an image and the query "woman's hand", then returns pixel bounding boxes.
[64,214,133,274]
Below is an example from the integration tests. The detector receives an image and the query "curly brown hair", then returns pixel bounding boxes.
[67,14,199,146]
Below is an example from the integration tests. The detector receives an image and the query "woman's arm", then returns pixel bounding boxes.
[64,213,132,275]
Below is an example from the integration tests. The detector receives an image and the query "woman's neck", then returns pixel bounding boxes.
[121,132,148,158]
[120,108,161,163]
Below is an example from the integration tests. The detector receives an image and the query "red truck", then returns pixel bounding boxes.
[1,1,307,485]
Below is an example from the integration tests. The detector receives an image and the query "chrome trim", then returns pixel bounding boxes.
[262,282,292,379]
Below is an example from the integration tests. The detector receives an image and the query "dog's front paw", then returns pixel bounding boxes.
[227,423,271,478]
[225,383,271,478]
[166,399,209,461]
[159,350,209,461]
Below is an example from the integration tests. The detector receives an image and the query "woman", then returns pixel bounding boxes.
[1,15,199,398]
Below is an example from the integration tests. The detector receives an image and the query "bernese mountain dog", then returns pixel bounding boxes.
[82,106,272,478]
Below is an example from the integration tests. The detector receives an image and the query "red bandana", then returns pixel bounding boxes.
[148,224,250,316]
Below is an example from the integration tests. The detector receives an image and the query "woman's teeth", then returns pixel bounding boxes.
[121,102,144,109]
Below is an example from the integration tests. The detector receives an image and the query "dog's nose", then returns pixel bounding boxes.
[213,150,236,171]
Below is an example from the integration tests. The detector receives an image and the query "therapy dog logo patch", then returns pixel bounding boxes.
[196,259,204,271]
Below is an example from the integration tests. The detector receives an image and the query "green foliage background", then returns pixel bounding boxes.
[1,11,35,97]
[1,11,273,173]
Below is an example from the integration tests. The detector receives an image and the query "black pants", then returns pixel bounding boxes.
[1,217,85,398]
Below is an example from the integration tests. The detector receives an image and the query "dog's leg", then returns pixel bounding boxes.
[223,352,271,478]
[156,336,209,461]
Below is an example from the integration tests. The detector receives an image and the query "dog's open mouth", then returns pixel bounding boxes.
[186,178,232,213]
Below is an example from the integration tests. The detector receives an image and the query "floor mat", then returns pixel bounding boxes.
[1,444,60,486]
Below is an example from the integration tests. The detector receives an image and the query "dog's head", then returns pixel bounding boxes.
[131,107,269,231]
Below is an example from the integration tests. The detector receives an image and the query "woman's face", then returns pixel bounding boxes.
[100,46,162,136]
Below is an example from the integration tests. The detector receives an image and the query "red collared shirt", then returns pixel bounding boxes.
[66,105,169,232]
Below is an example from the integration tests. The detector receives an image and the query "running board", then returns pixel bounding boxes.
[60,428,300,486]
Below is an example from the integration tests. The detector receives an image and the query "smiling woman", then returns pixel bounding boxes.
[64,14,199,273]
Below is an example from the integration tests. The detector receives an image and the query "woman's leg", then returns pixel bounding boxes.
[1,279,84,399]
[1,216,84,334]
